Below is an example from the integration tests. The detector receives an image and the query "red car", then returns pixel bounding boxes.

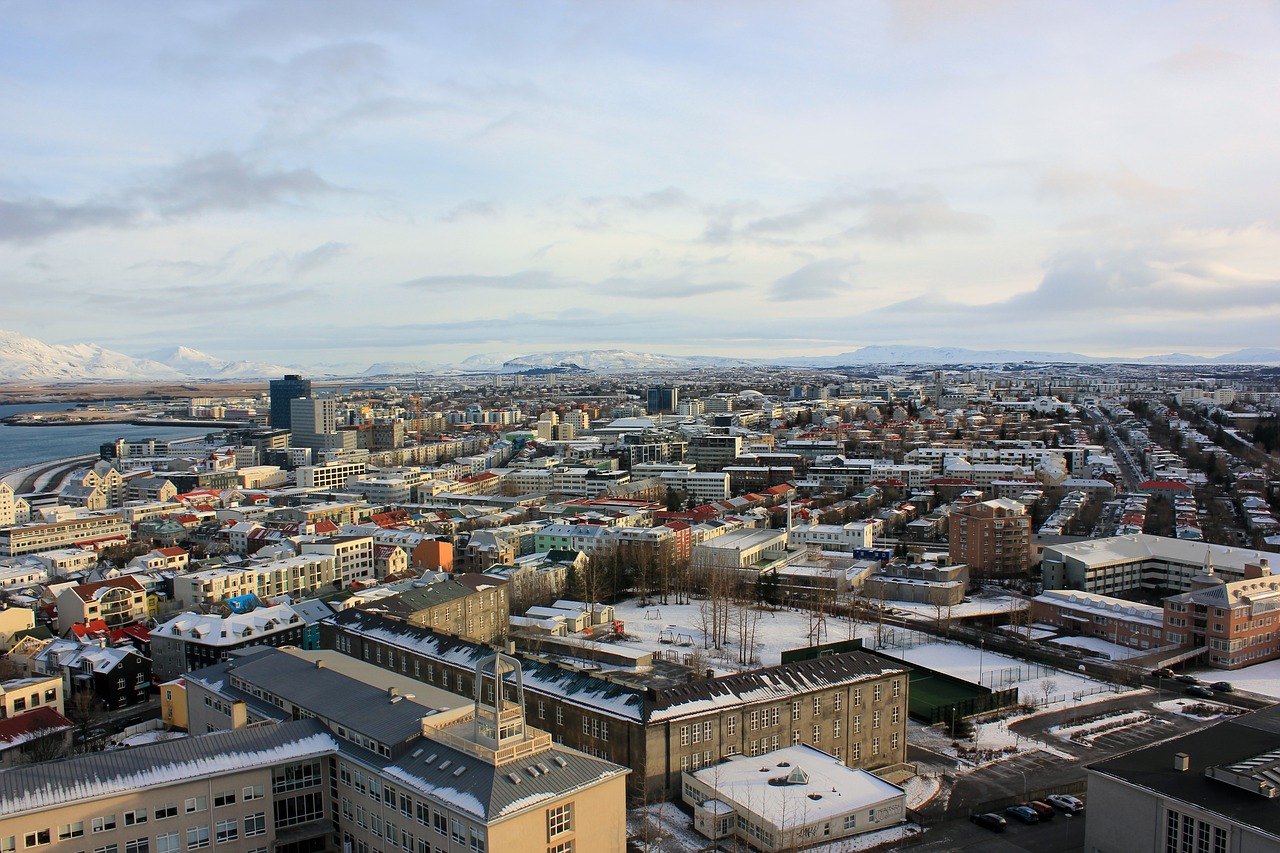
[1023,801,1056,820]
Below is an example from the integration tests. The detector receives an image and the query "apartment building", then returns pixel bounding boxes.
[0,511,130,557]
[151,603,330,680]
[687,434,744,472]
[323,610,910,800]
[1041,535,1280,596]
[56,576,150,634]
[295,459,367,490]
[299,535,374,585]
[947,498,1031,578]
[173,555,338,610]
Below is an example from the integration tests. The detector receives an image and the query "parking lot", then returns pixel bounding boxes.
[904,811,1086,852]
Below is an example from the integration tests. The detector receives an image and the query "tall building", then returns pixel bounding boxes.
[269,374,311,430]
[647,386,679,415]
[948,498,1031,577]
[290,397,355,453]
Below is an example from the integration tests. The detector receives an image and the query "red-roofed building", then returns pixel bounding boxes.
[56,576,150,635]
[0,705,73,767]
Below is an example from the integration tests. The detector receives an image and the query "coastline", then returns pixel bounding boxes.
[1,415,249,429]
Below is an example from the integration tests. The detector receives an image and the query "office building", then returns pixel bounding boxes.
[647,386,679,415]
[269,374,311,430]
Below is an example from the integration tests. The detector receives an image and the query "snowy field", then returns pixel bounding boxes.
[608,597,1125,717]
[883,594,1026,620]
[1047,635,1145,661]
[1155,698,1245,721]
[1188,659,1280,699]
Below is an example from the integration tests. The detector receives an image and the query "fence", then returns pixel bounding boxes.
[978,661,1058,691]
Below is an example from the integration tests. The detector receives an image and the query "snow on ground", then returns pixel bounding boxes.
[902,775,942,809]
[1049,711,1152,744]
[997,624,1057,640]
[1155,698,1244,721]
[1047,635,1145,661]
[883,594,1026,620]
[1188,659,1280,699]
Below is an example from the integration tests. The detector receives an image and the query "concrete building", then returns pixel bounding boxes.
[948,498,1031,578]
[0,510,130,557]
[151,603,331,680]
[1085,704,1280,853]
[647,386,679,415]
[56,576,150,634]
[1164,560,1280,669]
[354,576,509,644]
[289,397,356,454]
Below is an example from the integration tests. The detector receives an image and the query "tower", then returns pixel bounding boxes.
[269,374,311,430]
[472,652,527,750]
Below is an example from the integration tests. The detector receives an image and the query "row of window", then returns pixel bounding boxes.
[14,816,263,853]
[681,701,902,746]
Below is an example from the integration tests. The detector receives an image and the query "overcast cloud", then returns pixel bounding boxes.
[2,1,1279,364]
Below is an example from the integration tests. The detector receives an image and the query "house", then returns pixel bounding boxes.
[55,576,150,635]
[0,705,73,767]
[34,639,152,710]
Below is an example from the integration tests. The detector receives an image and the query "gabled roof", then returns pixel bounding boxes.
[0,706,73,748]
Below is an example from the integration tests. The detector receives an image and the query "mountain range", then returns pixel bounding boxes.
[2,330,1279,382]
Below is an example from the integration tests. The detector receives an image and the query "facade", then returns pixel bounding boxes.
[947,498,1031,577]
[34,641,152,710]
[299,535,374,585]
[646,386,679,415]
[1085,705,1280,853]
[290,397,355,454]
[323,609,910,800]
[173,555,338,610]
[269,373,312,430]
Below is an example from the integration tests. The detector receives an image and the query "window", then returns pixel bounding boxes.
[58,824,84,841]
[546,804,573,840]
[891,732,900,751]
[813,696,822,715]
[125,840,148,853]
[93,817,117,834]
[873,685,882,702]
[892,679,901,698]
[872,737,881,755]
[852,687,862,705]
[25,829,52,850]
[433,812,448,836]
[812,725,820,743]
[891,706,901,724]
[213,791,236,808]
[833,694,842,712]
[185,797,207,814]
[124,810,147,827]
[548,843,574,853]
[155,804,177,820]
[12,698,25,712]
[791,701,801,721]
[726,715,736,736]
[680,725,690,746]
[274,792,324,827]
[215,820,237,844]
[156,833,179,853]
[186,826,209,850]
[243,785,264,801]
[94,847,118,853]
[873,710,881,728]
[852,714,861,733]
[833,719,842,739]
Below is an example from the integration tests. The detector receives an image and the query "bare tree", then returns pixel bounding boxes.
[1039,678,1058,707]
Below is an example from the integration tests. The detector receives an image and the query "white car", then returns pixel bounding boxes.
[1046,794,1084,814]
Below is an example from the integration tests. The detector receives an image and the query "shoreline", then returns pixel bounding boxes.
[1,415,250,429]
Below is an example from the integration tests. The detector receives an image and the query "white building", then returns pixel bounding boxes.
[682,744,906,852]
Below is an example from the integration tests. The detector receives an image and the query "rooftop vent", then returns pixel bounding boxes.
[1174,753,1190,772]
[452,766,466,777]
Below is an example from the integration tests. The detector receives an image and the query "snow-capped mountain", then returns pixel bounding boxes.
[0,330,297,382]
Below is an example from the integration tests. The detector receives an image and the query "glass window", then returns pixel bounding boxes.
[185,826,210,850]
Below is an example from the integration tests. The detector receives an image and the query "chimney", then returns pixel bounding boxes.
[1173,753,1190,772]
[388,686,399,698]
[315,659,326,669]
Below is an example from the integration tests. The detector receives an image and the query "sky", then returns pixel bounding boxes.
[2,0,1279,369]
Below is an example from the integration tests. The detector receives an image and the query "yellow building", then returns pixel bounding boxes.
[160,678,188,730]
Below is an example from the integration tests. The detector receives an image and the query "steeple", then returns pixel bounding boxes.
[472,652,527,750]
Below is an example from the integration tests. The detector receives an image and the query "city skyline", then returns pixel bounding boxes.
[3,2,1279,364]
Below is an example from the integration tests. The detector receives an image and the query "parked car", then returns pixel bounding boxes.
[1174,674,1200,684]
[1046,794,1085,814]
[1005,805,1040,824]
[1210,682,1235,693]
[1151,668,1175,679]
[971,812,1007,832]
[1186,685,1215,699]
[1024,801,1056,820]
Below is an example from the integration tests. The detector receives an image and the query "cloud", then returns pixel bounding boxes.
[741,187,989,244]
[0,198,134,243]
[138,151,342,217]
[606,277,743,299]
[440,200,503,222]
[769,258,859,301]
[291,241,349,276]
[1037,166,1186,208]
[398,270,565,292]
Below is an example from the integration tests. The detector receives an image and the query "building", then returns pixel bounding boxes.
[354,576,509,644]
[683,744,906,851]
[1085,704,1280,853]
[179,646,630,853]
[0,675,63,719]
[1031,589,1167,652]
[687,433,744,472]
[269,373,312,429]
[647,386,679,415]
[0,511,130,557]
[863,561,968,607]
[56,576,151,634]
[299,535,374,585]
[0,483,31,527]
[1163,561,1280,669]
[1041,535,1280,595]
[323,609,910,799]
[948,498,1031,577]
[290,397,356,453]
[34,640,151,710]
[151,603,331,681]
[173,555,338,610]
